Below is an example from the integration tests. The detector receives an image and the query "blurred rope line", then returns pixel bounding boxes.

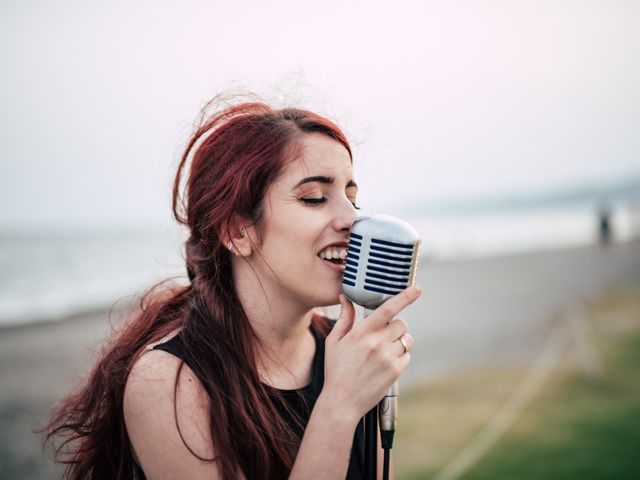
[566,303,603,379]
[430,307,578,480]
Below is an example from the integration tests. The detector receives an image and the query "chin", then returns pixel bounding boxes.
[314,298,340,309]
[314,305,341,321]
[310,288,342,308]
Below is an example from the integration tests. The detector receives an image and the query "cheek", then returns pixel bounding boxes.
[258,201,331,258]
[276,210,327,240]
[261,218,311,257]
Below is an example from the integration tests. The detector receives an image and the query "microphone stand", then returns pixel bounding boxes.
[364,404,378,480]
[363,310,399,480]
[363,308,378,480]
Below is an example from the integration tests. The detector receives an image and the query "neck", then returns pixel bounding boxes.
[233,260,316,388]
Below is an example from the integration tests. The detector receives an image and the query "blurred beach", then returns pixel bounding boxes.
[1,233,639,479]
[2,202,638,328]
[3,2,640,478]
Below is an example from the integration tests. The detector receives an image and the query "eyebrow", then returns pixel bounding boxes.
[294,175,358,189]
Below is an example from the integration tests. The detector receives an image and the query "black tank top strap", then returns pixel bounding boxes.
[152,332,188,360]
[152,323,325,389]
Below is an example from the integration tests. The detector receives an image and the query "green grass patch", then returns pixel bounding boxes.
[396,284,640,480]
[461,333,640,480]
[395,368,524,478]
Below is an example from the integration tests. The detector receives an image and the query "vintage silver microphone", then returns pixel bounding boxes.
[342,214,421,480]
[342,214,421,306]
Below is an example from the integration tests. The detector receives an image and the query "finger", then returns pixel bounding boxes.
[327,294,355,344]
[382,318,408,342]
[395,333,414,356]
[365,285,422,331]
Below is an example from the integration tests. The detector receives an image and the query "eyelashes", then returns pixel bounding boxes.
[300,197,325,205]
[300,197,361,210]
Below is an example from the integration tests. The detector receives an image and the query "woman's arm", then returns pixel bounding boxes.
[124,350,225,480]
[288,393,360,479]
[288,395,395,480]
[289,287,420,479]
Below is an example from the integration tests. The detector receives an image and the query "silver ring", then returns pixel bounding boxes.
[399,336,408,355]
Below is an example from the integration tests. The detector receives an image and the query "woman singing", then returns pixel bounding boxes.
[46,98,421,479]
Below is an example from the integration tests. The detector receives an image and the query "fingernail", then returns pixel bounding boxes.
[410,285,423,299]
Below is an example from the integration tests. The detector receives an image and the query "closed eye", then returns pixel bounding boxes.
[300,196,360,209]
[300,197,326,205]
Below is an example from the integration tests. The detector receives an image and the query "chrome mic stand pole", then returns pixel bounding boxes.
[363,308,377,480]
[364,405,378,480]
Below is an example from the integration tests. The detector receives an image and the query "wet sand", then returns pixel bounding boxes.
[2,240,640,479]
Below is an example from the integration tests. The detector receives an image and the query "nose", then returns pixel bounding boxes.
[332,197,359,233]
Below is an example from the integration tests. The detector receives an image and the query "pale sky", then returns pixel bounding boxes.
[1,0,639,231]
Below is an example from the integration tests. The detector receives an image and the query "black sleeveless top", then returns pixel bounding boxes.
[133,323,364,479]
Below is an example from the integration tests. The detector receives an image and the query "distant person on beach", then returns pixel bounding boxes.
[598,205,612,246]
[45,97,421,479]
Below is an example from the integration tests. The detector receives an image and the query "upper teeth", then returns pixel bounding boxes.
[319,247,348,260]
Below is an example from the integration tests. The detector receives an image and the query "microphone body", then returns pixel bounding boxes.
[342,215,421,437]
[343,214,421,310]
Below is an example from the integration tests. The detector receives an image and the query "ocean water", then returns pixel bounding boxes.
[409,203,636,260]
[0,205,636,327]
[0,229,187,327]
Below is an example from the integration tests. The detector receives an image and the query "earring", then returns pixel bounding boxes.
[240,227,245,237]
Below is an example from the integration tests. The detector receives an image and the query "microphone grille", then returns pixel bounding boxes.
[342,215,421,309]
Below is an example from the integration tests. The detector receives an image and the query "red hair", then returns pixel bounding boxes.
[44,98,352,480]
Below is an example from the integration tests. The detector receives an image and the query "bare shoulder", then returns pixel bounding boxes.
[124,349,221,479]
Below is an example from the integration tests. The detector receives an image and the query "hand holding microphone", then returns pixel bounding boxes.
[324,285,421,419]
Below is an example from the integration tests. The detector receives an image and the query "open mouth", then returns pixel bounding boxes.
[323,257,345,265]
[318,247,348,268]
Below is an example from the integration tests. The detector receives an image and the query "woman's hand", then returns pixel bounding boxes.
[322,285,422,423]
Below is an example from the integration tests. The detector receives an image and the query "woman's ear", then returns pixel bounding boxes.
[222,217,253,257]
